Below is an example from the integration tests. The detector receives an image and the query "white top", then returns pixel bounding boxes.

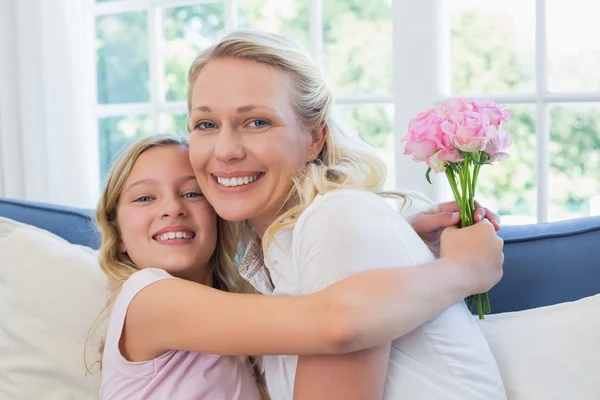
[240,189,506,400]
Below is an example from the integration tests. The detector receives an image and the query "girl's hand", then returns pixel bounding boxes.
[440,219,504,295]
[407,200,501,244]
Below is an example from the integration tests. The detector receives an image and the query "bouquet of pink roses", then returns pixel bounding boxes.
[402,98,512,319]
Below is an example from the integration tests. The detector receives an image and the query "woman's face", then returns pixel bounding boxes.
[188,57,324,235]
[116,145,217,284]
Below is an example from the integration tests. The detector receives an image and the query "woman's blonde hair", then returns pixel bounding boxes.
[187,30,408,258]
[88,134,268,395]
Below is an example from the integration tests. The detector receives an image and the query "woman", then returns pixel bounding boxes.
[187,30,506,399]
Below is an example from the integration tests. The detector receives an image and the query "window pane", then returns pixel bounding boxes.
[547,1,600,92]
[445,0,535,94]
[477,105,537,225]
[549,104,600,221]
[164,4,225,101]
[163,113,189,135]
[336,104,395,190]
[238,0,308,49]
[98,115,153,180]
[97,12,150,104]
[323,0,392,94]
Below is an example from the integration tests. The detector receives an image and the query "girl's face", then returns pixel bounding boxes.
[116,145,217,284]
[188,57,324,235]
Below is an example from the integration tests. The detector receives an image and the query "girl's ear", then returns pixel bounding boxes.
[308,122,328,162]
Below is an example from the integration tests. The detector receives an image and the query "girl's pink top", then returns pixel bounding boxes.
[99,268,262,400]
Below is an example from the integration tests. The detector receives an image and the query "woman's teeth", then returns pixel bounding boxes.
[155,231,194,241]
[217,174,259,187]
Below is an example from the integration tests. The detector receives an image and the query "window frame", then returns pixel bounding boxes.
[88,0,598,223]
[404,0,600,223]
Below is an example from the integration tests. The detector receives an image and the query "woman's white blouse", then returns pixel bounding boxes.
[239,189,506,400]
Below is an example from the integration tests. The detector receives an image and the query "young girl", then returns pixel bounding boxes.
[187,31,507,399]
[97,133,502,399]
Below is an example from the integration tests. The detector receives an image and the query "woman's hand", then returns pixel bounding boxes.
[407,200,501,244]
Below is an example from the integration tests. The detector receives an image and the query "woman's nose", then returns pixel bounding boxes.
[214,126,245,162]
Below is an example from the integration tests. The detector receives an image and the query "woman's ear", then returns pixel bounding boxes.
[308,122,328,162]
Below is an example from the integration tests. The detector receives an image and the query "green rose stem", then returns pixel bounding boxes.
[442,151,491,319]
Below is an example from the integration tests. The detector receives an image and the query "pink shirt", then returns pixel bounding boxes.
[99,268,262,400]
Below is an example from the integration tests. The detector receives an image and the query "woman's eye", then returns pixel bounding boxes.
[134,196,154,202]
[195,121,217,130]
[183,192,203,199]
[248,119,270,128]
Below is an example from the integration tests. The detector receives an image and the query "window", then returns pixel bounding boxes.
[90,0,598,223]
[439,0,600,223]
[91,0,394,187]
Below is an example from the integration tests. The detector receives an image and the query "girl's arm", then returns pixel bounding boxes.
[122,256,477,360]
[123,223,501,361]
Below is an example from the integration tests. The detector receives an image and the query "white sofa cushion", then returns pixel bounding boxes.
[0,217,108,400]
[478,293,600,400]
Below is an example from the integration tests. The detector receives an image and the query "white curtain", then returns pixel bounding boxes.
[0,0,99,208]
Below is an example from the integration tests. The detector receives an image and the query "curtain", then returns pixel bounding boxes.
[0,0,98,208]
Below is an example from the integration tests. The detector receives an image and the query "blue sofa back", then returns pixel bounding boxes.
[490,217,599,313]
[1,197,599,314]
[0,198,99,249]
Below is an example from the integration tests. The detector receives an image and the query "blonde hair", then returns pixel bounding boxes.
[87,134,266,393]
[187,30,407,259]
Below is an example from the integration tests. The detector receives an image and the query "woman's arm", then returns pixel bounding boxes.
[293,345,390,400]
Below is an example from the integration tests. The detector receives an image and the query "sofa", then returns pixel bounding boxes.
[1,197,599,399]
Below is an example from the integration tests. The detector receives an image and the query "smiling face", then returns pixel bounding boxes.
[188,57,324,235]
[116,145,217,284]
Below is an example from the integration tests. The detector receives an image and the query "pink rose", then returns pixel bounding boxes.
[472,100,511,127]
[484,127,512,161]
[403,108,445,160]
[404,139,439,161]
[426,150,447,173]
[441,111,497,153]
[435,129,463,162]
[440,98,475,114]
[408,108,441,132]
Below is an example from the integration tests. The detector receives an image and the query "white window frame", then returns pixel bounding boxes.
[86,0,401,199]
[397,0,600,223]
[88,0,592,223]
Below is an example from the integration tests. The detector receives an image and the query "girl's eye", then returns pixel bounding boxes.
[248,119,270,128]
[134,196,154,202]
[183,192,203,199]
[195,121,217,130]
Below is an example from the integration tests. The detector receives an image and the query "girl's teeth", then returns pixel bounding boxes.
[156,231,193,241]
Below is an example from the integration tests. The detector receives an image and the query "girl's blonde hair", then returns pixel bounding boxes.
[88,134,269,398]
[187,30,408,258]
